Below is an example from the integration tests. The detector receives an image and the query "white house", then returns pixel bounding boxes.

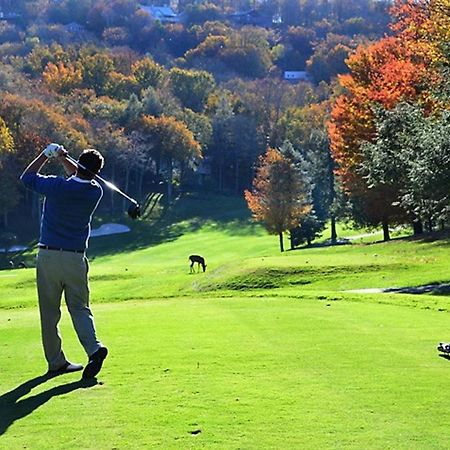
[139,5,180,23]
[283,71,310,82]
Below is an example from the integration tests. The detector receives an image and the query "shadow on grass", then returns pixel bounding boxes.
[384,283,450,295]
[3,192,254,263]
[88,192,254,258]
[0,374,97,435]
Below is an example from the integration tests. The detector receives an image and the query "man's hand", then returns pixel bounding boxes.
[43,143,65,159]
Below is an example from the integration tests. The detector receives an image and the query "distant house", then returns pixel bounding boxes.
[272,13,282,25]
[283,71,310,83]
[228,9,272,27]
[64,22,85,34]
[139,5,180,23]
[0,10,21,22]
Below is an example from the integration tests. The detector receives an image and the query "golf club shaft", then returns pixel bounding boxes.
[65,155,138,206]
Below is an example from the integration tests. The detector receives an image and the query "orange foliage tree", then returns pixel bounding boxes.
[43,62,83,94]
[245,147,311,252]
[327,0,443,238]
[0,93,90,153]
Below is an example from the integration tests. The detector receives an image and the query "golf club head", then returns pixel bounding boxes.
[127,203,141,220]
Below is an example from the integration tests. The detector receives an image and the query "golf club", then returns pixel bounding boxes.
[65,154,141,219]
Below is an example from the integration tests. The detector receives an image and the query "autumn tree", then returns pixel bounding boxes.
[327,2,440,238]
[306,34,356,83]
[221,27,273,78]
[0,118,20,226]
[280,103,335,232]
[228,78,296,147]
[105,72,140,100]
[245,147,311,252]
[42,62,83,94]
[0,94,90,153]
[169,68,216,112]
[0,117,14,162]
[24,43,72,76]
[80,52,115,95]
[184,3,222,26]
[132,57,164,91]
[277,26,316,70]
[139,115,202,202]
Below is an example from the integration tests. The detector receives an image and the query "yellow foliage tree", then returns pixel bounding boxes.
[43,62,83,94]
[0,117,14,157]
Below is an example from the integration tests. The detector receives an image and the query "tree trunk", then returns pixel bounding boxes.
[167,157,173,203]
[382,219,390,241]
[179,160,186,188]
[330,216,337,243]
[412,220,423,236]
[279,232,284,252]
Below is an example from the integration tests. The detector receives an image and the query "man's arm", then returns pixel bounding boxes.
[59,154,77,176]
[20,144,76,179]
[20,152,48,179]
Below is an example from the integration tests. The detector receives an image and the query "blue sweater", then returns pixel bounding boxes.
[22,173,103,251]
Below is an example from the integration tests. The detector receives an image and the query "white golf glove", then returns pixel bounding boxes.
[43,143,64,159]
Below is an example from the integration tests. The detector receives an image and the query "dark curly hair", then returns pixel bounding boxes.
[77,149,104,179]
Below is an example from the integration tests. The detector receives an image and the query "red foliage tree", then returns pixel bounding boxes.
[327,2,441,238]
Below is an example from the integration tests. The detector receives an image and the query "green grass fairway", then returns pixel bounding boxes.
[2,194,450,448]
[2,298,450,449]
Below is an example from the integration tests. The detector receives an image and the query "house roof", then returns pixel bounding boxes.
[140,5,178,21]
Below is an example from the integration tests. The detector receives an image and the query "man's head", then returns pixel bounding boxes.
[77,149,104,180]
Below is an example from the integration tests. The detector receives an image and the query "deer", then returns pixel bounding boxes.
[189,255,206,273]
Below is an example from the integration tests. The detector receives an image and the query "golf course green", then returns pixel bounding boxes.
[1,194,450,449]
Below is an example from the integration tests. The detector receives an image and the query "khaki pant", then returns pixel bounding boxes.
[36,249,101,370]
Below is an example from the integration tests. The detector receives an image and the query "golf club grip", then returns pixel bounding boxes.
[65,155,138,205]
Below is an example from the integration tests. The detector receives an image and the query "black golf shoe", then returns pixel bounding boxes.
[47,361,83,376]
[82,346,108,379]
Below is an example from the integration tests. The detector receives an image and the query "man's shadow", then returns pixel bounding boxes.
[0,374,97,435]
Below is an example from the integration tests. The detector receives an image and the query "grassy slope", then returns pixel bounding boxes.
[1,193,450,449]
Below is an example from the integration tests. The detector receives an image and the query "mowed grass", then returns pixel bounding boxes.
[2,194,450,448]
[2,223,449,310]
[3,297,450,449]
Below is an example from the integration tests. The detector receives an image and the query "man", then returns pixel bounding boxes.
[21,143,108,379]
